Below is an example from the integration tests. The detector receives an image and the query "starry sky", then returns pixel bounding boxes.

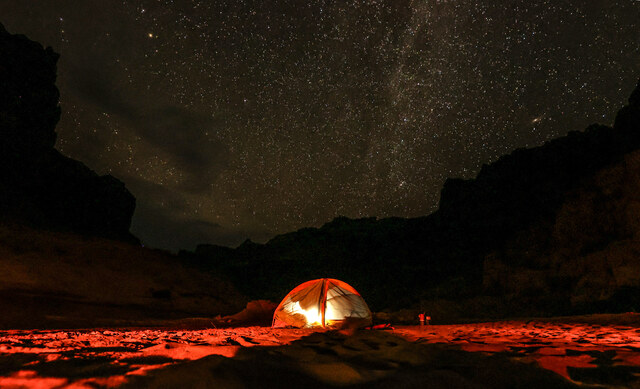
[1,1,639,251]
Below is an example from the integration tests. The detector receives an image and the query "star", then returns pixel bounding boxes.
[0,0,637,251]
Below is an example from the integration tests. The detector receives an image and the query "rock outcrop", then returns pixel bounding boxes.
[436,80,640,255]
[0,24,247,329]
[0,223,245,329]
[0,23,136,242]
[483,80,640,314]
[185,79,640,317]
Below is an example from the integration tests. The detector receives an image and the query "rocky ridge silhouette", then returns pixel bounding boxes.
[185,78,640,318]
[3,20,639,320]
[484,81,640,314]
[0,24,246,329]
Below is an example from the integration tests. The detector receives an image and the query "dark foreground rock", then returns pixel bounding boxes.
[124,330,581,389]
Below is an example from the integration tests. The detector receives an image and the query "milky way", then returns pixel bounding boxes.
[1,1,639,251]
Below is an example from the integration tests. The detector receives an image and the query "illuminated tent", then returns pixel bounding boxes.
[272,278,372,328]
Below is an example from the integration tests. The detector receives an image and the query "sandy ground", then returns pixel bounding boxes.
[0,316,639,388]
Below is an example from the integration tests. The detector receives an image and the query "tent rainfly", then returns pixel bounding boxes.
[272,278,372,329]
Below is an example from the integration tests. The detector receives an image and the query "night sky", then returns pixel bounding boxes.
[1,1,638,251]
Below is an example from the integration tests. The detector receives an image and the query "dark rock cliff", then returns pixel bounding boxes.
[0,23,137,242]
[184,79,640,316]
[436,81,640,256]
[484,80,640,315]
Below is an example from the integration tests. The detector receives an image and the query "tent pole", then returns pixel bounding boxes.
[320,278,328,328]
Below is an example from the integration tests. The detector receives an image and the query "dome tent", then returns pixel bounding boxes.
[272,278,372,328]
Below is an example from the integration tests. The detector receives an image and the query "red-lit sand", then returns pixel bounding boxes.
[396,320,640,384]
[1,316,639,388]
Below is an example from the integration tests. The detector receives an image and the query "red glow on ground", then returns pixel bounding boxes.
[0,370,67,389]
[0,319,638,387]
[395,320,640,382]
[0,327,314,388]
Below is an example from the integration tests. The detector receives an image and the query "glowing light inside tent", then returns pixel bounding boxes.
[325,300,340,322]
[272,278,373,328]
[324,288,368,323]
[288,301,322,326]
